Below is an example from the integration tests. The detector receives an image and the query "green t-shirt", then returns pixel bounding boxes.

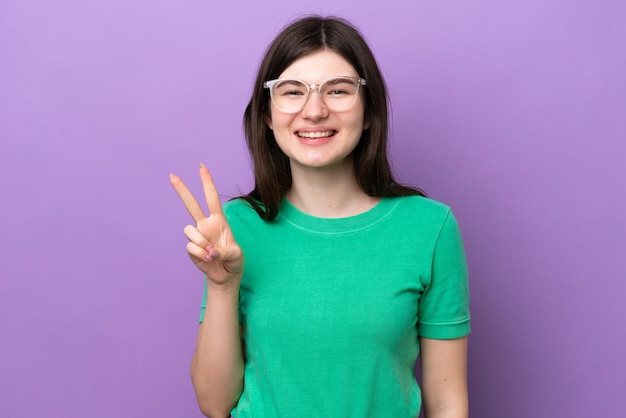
[199,195,470,417]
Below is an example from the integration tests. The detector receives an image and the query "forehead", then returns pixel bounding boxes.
[278,49,358,81]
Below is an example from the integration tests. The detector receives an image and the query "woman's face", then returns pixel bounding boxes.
[266,49,368,173]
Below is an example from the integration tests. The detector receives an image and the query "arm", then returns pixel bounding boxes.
[170,164,245,417]
[420,336,469,418]
[191,284,244,418]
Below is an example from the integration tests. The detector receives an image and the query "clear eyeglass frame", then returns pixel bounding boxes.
[263,76,367,114]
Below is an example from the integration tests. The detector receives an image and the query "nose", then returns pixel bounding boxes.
[300,87,329,120]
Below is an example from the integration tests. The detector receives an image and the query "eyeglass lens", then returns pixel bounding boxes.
[270,77,361,113]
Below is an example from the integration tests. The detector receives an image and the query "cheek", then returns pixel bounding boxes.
[349,112,368,132]
[347,101,368,131]
[267,108,294,132]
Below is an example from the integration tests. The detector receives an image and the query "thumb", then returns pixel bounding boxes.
[208,245,243,265]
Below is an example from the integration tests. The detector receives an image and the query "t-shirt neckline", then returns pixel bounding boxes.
[277,197,401,234]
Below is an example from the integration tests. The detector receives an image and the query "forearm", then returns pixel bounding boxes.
[191,281,244,418]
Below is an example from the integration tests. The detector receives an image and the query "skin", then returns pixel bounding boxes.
[266,50,369,174]
[421,337,469,418]
[265,50,378,217]
[171,49,468,418]
[170,166,244,418]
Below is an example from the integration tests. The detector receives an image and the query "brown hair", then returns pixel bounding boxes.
[241,15,425,220]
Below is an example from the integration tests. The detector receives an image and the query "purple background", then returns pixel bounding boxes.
[1,1,625,417]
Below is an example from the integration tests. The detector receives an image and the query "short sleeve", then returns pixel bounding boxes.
[198,281,207,323]
[417,210,471,339]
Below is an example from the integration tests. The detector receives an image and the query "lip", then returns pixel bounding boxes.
[294,128,337,146]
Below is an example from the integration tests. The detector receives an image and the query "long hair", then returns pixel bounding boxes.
[241,15,425,220]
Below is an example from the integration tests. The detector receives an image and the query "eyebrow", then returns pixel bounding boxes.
[277,79,305,87]
[323,77,354,85]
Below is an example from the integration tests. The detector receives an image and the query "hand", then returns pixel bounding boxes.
[170,164,244,288]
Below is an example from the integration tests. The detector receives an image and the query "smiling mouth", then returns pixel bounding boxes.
[296,130,336,139]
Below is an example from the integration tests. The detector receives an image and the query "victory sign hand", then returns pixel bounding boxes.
[170,164,244,288]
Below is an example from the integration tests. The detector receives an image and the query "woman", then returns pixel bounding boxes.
[171,16,470,418]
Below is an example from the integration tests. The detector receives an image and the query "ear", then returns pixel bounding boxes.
[363,118,370,131]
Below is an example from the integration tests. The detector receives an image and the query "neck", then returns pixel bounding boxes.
[286,160,380,218]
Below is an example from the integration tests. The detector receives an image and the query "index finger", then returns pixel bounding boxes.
[169,173,207,224]
[199,163,224,215]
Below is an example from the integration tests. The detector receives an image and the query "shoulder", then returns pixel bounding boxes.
[223,197,253,213]
[223,198,259,222]
[383,195,463,241]
[222,198,273,239]
[391,195,453,221]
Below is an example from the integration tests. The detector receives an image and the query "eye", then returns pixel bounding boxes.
[283,90,305,96]
[274,80,307,97]
[322,79,357,96]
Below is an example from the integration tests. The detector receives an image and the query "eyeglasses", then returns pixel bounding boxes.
[263,76,367,114]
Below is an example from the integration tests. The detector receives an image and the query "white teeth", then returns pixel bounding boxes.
[297,130,334,138]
